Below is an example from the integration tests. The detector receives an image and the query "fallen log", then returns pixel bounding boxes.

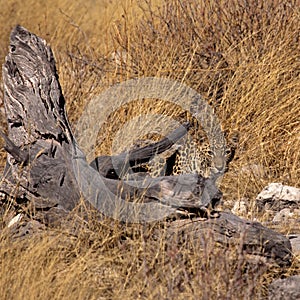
[167,211,292,266]
[89,121,191,179]
[0,26,292,265]
[0,25,221,222]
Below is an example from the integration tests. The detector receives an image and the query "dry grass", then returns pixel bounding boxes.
[0,0,299,299]
[1,214,299,300]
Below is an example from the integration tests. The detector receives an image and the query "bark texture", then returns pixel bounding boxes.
[0,26,292,266]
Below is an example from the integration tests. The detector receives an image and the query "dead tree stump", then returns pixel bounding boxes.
[0,25,292,266]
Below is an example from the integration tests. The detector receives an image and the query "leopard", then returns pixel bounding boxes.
[126,130,239,180]
[171,131,239,178]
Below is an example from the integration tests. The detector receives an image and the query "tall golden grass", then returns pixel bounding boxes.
[0,0,299,299]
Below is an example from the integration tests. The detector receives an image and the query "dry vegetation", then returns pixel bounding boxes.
[0,0,299,299]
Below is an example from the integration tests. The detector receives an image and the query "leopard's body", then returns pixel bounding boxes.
[172,132,238,177]
[127,131,239,179]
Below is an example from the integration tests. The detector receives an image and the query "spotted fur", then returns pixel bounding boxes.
[127,131,239,179]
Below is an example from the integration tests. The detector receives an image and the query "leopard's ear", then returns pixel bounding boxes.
[229,131,240,147]
[224,131,240,170]
[222,130,239,145]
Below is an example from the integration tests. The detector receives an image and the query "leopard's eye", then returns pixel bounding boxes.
[225,149,232,155]
[207,150,214,156]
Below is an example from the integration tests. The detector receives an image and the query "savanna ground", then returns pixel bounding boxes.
[0,0,299,299]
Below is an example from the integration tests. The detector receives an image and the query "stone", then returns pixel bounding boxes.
[289,234,300,255]
[231,199,248,215]
[256,183,300,212]
[273,208,294,222]
[269,275,300,300]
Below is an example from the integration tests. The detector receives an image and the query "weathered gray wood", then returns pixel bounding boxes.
[1,25,80,211]
[0,26,292,265]
[168,211,292,266]
[0,25,220,220]
[90,121,191,179]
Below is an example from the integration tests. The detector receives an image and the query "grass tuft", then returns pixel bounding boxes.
[0,0,299,298]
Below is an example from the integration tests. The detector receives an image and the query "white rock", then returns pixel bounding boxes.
[232,200,248,215]
[256,183,300,212]
[272,208,294,222]
[289,234,300,255]
[257,183,300,202]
